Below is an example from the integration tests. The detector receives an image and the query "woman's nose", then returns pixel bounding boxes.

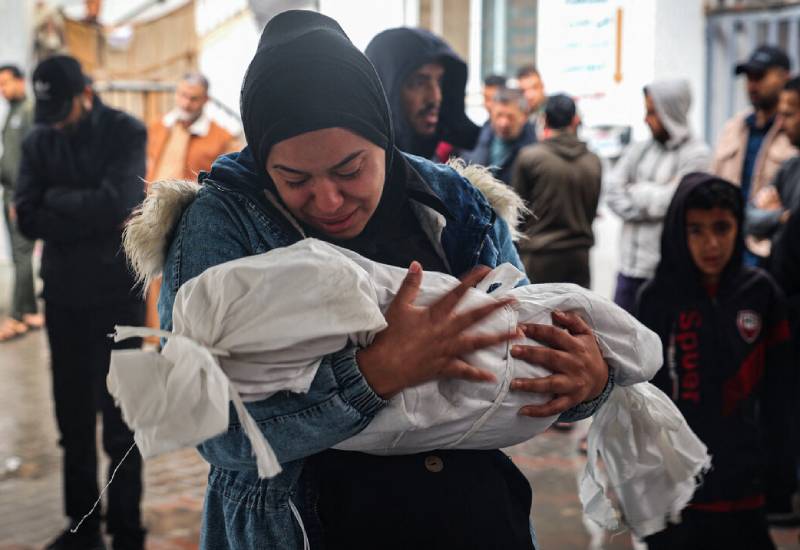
[313,178,345,213]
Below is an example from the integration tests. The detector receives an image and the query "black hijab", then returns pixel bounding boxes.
[238,10,438,259]
[240,10,394,175]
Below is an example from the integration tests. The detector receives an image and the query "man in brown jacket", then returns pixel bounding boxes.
[146,73,239,182]
[711,45,797,261]
[145,73,239,339]
[512,94,602,288]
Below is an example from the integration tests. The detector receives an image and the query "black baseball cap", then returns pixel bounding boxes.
[32,55,88,124]
[734,45,791,77]
[544,93,576,130]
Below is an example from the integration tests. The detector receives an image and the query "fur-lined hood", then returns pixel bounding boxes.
[124,158,527,289]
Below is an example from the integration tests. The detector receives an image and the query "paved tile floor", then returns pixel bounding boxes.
[1,329,798,549]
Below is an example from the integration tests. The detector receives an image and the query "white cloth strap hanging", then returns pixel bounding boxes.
[110,326,282,479]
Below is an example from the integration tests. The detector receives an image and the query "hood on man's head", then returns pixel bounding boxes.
[654,172,744,295]
[365,27,479,157]
[240,10,393,176]
[644,79,692,145]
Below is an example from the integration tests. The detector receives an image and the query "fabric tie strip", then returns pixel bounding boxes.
[109,326,282,479]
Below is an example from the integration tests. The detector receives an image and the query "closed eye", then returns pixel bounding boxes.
[284,177,309,188]
[335,168,361,179]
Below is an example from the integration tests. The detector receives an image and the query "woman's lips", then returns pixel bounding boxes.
[312,210,357,233]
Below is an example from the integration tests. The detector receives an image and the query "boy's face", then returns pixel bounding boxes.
[686,207,738,282]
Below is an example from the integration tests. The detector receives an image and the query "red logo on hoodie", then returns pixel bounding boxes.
[736,310,761,344]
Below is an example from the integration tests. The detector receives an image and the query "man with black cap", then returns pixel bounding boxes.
[712,45,798,263]
[14,55,147,550]
[365,27,480,160]
[512,93,602,288]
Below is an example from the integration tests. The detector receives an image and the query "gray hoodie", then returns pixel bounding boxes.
[605,78,711,279]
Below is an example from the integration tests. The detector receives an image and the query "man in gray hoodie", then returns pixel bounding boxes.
[512,94,601,288]
[606,79,711,312]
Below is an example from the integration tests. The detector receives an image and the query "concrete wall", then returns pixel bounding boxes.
[319,0,418,51]
[654,0,707,142]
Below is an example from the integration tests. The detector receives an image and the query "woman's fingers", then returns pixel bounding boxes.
[429,267,491,320]
[392,261,423,308]
[440,358,497,383]
[509,374,574,395]
[519,323,579,353]
[551,310,592,336]
[518,395,573,418]
[510,343,580,374]
[457,264,492,283]
[446,297,516,336]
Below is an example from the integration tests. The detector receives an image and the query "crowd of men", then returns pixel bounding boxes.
[0,17,798,550]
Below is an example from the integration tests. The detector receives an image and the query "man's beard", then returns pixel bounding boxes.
[62,106,90,136]
[175,108,200,123]
[752,93,779,113]
[648,124,670,144]
[413,103,439,137]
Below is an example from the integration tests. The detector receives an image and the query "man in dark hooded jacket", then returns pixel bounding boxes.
[635,173,795,550]
[365,27,479,160]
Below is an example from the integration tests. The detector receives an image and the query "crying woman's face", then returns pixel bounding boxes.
[266,127,386,240]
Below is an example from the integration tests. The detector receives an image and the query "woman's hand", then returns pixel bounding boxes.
[509,310,609,418]
[356,262,519,399]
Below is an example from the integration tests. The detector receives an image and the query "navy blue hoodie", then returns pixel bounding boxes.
[635,172,796,511]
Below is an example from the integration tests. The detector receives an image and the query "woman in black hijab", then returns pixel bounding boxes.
[137,10,612,550]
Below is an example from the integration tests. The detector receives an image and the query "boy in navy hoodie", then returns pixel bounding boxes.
[635,172,795,550]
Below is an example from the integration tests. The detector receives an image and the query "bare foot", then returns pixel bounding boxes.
[0,318,29,341]
[22,313,45,329]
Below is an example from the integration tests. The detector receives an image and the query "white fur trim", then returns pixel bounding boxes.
[123,179,201,290]
[447,158,529,241]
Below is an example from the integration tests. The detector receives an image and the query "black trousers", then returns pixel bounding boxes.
[314,449,535,550]
[45,300,145,539]
[644,508,776,550]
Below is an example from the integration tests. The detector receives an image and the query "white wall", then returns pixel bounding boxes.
[196,0,260,123]
[654,0,706,141]
[537,0,705,143]
[318,0,417,51]
[196,0,417,122]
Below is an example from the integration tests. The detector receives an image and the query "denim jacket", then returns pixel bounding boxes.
[150,148,611,549]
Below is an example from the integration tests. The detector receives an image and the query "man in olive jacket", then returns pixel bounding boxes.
[0,64,39,340]
[512,94,602,288]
